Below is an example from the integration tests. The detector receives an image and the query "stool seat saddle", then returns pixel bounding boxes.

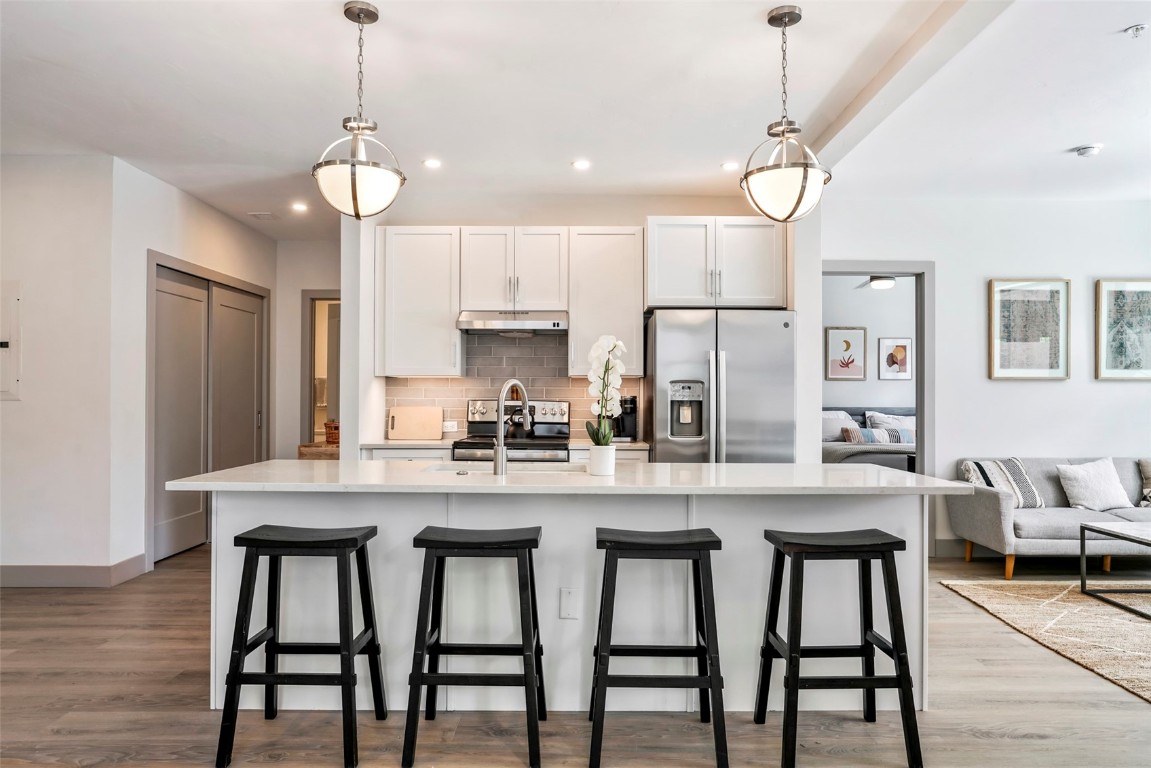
[413,525,541,550]
[763,528,906,554]
[597,527,722,551]
[234,524,377,550]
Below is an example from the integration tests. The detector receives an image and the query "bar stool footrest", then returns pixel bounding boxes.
[605,674,718,689]
[417,672,532,687]
[431,641,539,656]
[273,629,375,657]
[232,671,352,687]
[795,675,903,690]
[605,643,706,658]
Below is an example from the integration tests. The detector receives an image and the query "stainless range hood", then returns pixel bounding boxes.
[457,310,568,336]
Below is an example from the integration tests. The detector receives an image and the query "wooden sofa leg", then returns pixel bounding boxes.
[964,541,973,562]
[1004,555,1016,581]
[1103,555,1112,573]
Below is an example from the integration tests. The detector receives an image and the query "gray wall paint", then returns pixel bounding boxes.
[822,274,916,408]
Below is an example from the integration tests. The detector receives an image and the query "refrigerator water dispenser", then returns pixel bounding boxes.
[668,381,704,438]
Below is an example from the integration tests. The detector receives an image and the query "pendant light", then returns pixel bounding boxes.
[740,6,831,223]
[312,1,405,219]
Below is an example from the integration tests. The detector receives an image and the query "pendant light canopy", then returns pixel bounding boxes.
[740,6,831,223]
[312,2,405,220]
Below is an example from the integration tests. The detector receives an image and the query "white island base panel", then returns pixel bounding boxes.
[209,488,930,715]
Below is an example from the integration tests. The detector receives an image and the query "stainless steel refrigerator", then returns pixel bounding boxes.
[644,309,796,463]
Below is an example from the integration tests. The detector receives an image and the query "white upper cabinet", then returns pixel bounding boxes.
[461,226,568,311]
[376,227,463,377]
[567,227,644,377]
[646,216,786,308]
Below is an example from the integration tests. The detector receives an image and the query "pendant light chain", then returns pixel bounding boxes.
[779,21,789,125]
[355,14,366,121]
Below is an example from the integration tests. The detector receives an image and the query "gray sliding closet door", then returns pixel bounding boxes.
[209,284,265,473]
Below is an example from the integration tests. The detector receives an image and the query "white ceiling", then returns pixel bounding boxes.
[2,1,1148,241]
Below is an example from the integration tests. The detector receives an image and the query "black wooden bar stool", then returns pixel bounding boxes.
[402,526,546,768]
[753,528,922,768]
[215,524,386,768]
[588,527,728,768]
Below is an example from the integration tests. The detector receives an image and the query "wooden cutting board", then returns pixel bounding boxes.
[387,406,444,440]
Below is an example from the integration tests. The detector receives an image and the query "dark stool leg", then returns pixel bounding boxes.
[336,550,359,768]
[880,552,923,768]
[754,546,785,725]
[527,548,548,721]
[698,551,729,768]
[859,557,877,723]
[781,553,805,768]
[424,555,446,721]
[216,548,260,768]
[402,550,437,768]
[354,545,387,720]
[588,561,609,722]
[516,550,542,768]
[589,550,620,768]
[264,554,281,720]
[691,558,712,724]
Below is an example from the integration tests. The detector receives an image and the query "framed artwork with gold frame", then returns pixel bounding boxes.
[988,279,1070,380]
[1096,279,1151,380]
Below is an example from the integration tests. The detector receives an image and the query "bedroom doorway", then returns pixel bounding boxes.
[820,261,935,487]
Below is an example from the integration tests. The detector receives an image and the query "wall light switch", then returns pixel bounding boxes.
[559,587,580,619]
[442,421,458,433]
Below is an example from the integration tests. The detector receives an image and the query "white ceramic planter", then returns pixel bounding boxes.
[587,445,616,476]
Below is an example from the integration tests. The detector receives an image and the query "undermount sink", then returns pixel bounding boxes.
[423,462,589,474]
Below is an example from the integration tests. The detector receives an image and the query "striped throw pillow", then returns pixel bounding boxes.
[1139,459,1151,508]
[841,427,915,444]
[959,458,1045,509]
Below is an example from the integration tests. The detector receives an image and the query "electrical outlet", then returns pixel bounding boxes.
[559,587,580,619]
[442,421,458,433]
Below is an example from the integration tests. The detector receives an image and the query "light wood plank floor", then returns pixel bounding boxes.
[2,546,1148,767]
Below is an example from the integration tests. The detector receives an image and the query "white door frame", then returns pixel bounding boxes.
[822,259,937,553]
[145,250,271,571]
[300,290,340,445]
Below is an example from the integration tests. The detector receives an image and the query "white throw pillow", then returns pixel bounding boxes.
[865,411,916,430]
[822,410,853,420]
[1056,458,1132,511]
[821,418,857,442]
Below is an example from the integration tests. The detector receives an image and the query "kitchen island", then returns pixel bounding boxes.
[168,460,970,714]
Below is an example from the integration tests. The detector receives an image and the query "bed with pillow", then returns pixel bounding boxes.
[821,407,917,472]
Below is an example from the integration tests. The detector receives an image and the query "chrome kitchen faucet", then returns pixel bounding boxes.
[494,379,532,475]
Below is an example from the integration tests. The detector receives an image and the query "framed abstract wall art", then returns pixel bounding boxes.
[1096,279,1151,380]
[988,279,1070,380]
[825,326,866,381]
[878,337,913,380]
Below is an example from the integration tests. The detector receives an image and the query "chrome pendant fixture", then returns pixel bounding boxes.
[312,1,405,220]
[740,6,831,223]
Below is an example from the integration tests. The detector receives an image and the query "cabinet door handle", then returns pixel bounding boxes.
[451,339,458,366]
[570,341,575,368]
[717,269,723,297]
[707,269,714,297]
[507,276,513,303]
[515,276,520,303]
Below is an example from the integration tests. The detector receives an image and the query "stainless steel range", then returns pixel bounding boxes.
[451,399,570,462]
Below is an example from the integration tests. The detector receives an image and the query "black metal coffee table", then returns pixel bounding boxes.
[1079,521,1151,621]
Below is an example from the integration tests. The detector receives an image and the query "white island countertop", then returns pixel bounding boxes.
[168,459,971,496]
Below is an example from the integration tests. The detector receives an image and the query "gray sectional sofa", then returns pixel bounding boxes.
[946,457,1150,579]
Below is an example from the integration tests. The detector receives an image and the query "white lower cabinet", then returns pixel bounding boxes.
[367,449,450,461]
[567,226,644,376]
[376,227,463,376]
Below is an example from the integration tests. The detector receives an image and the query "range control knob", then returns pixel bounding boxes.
[559,407,567,417]
[478,406,488,415]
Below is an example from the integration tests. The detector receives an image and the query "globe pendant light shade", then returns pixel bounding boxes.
[741,132,831,222]
[312,2,405,220]
[740,6,830,223]
[312,131,405,219]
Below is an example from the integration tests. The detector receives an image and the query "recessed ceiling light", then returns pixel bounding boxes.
[291,202,308,212]
[1073,144,1103,157]
[721,161,740,172]
[571,159,591,171]
[422,158,442,169]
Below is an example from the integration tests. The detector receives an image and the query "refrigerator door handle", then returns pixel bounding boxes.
[718,350,727,462]
[707,349,717,463]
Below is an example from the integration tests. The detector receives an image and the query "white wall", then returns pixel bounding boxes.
[272,240,340,459]
[0,155,277,573]
[822,274,916,408]
[1,156,115,566]
[821,198,1151,539]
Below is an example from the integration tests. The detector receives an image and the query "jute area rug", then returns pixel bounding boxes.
[941,580,1151,703]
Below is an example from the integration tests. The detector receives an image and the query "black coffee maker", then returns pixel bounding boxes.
[611,396,638,442]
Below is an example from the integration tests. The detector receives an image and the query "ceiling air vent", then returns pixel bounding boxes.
[247,212,278,221]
